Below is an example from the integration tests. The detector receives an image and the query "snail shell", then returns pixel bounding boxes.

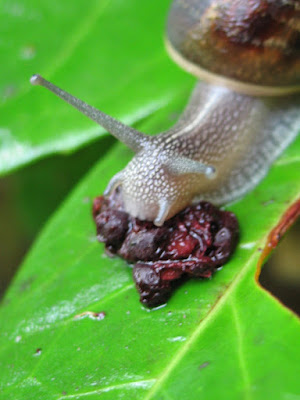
[166,0,300,95]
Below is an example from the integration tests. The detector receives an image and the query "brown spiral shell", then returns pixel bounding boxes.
[166,0,300,95]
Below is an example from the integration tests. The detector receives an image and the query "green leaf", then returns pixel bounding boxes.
[0,104,299,398]
[0,0,193,175]
[1,0,299,397]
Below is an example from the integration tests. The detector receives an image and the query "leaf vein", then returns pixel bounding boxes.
[230,300,251,399]
[144,251,260,400]
[57,379,156,399]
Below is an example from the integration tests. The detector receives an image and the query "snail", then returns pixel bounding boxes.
[30,0,300,227]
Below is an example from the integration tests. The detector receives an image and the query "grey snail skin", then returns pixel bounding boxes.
[30,0,300,227]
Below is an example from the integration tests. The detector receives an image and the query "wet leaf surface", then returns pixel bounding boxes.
[0,127,299,398]
[1,0,300,398]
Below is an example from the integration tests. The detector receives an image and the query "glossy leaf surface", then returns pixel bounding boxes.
[1,0,299,397]
[0,0,193,175]
[0,122,299,398]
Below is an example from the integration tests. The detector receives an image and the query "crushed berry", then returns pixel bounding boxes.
[93,188,239,307]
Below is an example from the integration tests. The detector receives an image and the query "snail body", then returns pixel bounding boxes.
[31,0,300,226]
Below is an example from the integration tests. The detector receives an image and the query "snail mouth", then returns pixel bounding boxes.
[164,36,300,97]
[123,198,158,223]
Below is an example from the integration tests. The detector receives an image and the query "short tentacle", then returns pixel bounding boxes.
[165,156,216,179]
[154,199,171,227]
[104,170,124,196]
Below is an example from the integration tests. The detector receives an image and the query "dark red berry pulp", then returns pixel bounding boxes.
[93,188,239,307]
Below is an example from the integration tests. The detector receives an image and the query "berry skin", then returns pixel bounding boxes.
[93,188,239,307]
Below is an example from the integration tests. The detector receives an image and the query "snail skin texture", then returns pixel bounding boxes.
[30,0,300,227]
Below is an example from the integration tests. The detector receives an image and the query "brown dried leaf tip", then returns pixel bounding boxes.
[93,188,239,307]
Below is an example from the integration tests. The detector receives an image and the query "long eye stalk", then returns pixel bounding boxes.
[30,74,148,152]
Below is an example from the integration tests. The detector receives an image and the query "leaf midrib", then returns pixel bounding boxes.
[230,299,251,399]
[143,207,299,400]
[143,250,259,400]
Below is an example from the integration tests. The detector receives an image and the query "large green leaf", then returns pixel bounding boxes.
[0,0,193,175]
[0,100,299,398]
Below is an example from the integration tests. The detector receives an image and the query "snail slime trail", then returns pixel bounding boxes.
[31,0,299,306]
